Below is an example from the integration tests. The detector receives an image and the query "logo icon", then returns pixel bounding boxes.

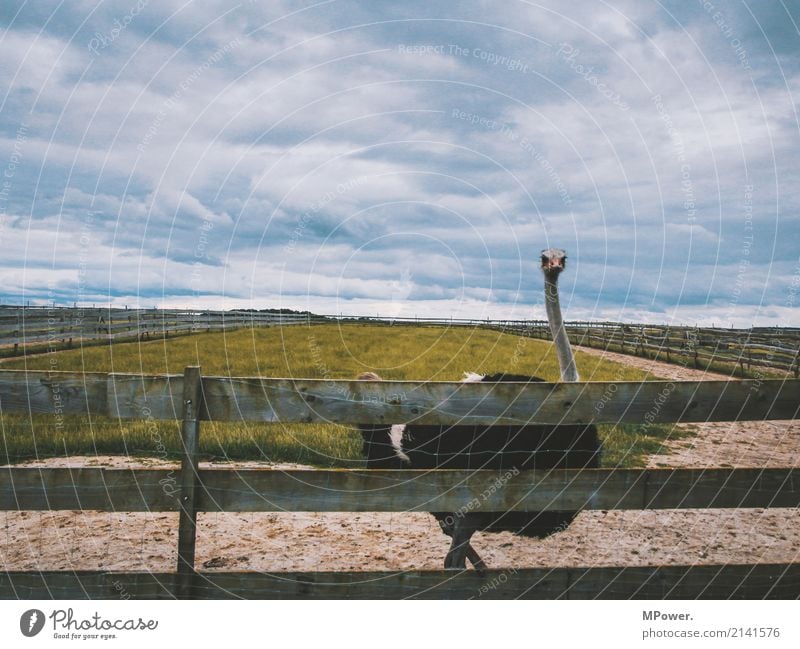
[20,609,45,637]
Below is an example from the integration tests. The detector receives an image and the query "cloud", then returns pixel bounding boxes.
[0,1,797,324]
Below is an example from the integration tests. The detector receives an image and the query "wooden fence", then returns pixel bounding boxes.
[0,306,325,355]
[495,322,800,377]
[1,368,799,599]
[3,307,799,378]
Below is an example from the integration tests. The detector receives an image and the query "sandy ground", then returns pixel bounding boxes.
[575,346,800,469]
[2,350,799,573]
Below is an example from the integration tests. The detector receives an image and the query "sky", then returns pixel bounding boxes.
[0,0,798,326]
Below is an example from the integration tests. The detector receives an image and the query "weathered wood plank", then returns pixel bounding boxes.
[107,373,183,420]
[176,366,203,597]
[194,467,800,512]
[0,571,177,599]
[2,370,799,424]
[0,468,181,511]
[3,468,798,512]
[201,377,800,425]
[0,370,107,416]
[1,565,797,599]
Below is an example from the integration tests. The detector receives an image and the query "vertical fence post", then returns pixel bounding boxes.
[177,365,203,599]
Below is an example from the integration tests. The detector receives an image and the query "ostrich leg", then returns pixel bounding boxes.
[438,515,485,569]
[466,544,487,570]
[443,516,481,570]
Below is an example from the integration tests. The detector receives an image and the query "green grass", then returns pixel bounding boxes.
[0,324,683,467]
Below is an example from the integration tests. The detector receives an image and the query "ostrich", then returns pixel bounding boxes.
[358,248,599,569]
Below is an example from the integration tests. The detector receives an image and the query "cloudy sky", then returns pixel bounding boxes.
[1,1,798,325]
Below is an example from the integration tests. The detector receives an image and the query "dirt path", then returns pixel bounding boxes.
[3,351,799,574]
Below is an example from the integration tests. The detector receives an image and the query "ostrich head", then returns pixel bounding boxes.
[540,248,567,278]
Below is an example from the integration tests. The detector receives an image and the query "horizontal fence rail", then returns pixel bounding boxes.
[2,468,799,512]
[2,370,799,425]
[2,565,798,599]
[2,365,799,599]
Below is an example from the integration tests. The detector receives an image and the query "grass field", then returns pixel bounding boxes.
[0,324,686,467]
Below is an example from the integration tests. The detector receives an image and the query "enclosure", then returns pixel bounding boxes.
[1,365,798,599]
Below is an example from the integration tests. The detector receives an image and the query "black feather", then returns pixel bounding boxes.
[359,373,600,539]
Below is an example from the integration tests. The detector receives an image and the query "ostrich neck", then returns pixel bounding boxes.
[544,273,580,382]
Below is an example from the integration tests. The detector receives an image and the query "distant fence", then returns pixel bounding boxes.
[332,315,800,377]
[3,307,799,376]
[495,322,800,377]
[0,306,328,356]
[1,367,799,599]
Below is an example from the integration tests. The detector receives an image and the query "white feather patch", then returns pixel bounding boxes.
[390,424,410,463]
[392,372,483,464]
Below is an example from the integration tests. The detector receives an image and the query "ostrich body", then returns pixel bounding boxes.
[358,248,599,569]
